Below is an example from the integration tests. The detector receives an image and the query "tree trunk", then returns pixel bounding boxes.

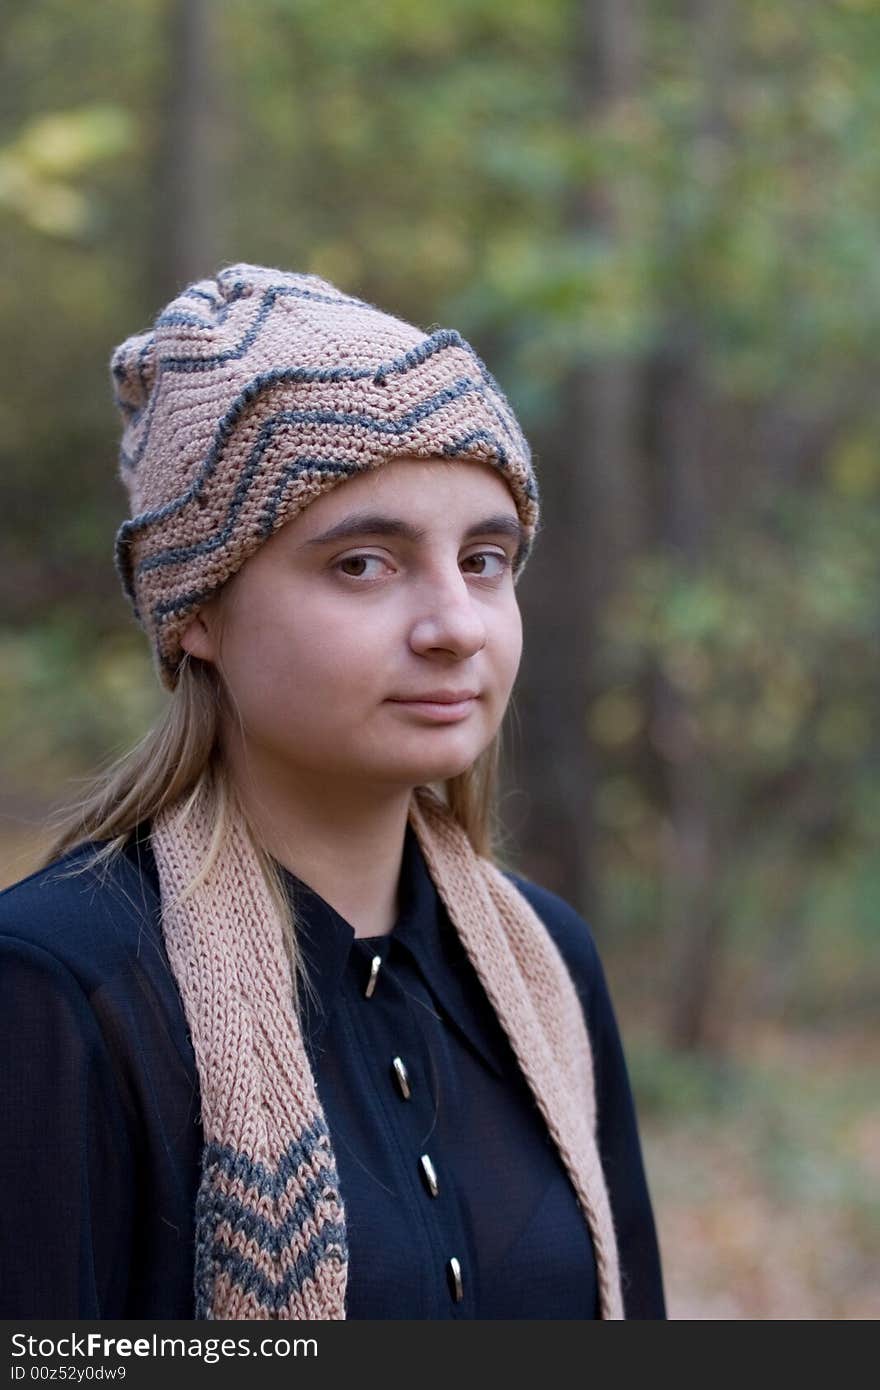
[653,0,734,1051]
[152,0,222,300]
[515,0,645,918]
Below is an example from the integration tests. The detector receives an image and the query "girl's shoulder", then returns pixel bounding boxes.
[0,827,198,1110]
[0,825,164,992]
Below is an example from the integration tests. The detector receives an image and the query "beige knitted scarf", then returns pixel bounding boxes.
[149,779,624,1319]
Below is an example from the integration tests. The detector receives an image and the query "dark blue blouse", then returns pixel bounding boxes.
[0,819,665,1320]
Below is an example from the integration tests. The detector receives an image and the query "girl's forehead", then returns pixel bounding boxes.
[302,456,515,522]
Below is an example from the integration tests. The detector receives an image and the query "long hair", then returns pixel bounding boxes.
[35,644,516,1024]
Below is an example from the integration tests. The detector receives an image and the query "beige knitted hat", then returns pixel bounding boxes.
[110,263,540,691]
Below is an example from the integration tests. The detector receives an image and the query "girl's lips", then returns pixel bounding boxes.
[388,696,477,722]
[390,690,478,702]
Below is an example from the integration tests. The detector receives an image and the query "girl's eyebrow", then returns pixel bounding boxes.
[302,510,526,551]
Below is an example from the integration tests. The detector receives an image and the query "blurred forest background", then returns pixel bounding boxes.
[1,0,878,1318]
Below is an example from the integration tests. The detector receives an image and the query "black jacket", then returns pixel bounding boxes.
[0,820,666,1319]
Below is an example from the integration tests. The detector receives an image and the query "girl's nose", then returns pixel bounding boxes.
[407,565,489,659]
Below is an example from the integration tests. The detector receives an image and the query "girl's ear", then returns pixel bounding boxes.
[179,610,216,662]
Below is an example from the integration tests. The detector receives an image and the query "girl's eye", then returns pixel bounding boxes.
[333,550,512,582]
[461,550,512,578]
[334,554,390,580]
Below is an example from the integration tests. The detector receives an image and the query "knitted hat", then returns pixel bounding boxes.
[110,263,540,691]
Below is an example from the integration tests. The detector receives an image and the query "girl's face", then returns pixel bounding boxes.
[180,456,525,794]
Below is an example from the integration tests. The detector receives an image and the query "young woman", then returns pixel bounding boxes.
[0,264,665,1320]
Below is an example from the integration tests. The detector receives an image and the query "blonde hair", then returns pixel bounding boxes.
[36,644,515,1025]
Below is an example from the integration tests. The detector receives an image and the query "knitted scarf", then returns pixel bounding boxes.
[149,780,624,1319]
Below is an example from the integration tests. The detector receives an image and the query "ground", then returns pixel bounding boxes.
[631,1022,880,1319]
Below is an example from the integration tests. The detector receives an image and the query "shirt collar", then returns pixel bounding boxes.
[275,821,508,1078]
[125,815,508,1078]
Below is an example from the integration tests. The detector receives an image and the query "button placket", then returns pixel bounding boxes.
[360,937,467,1313]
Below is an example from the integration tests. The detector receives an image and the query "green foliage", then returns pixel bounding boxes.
[0,620,162,802]
[630,1027,880,1220]
[627,1038,746,1119]
[0,105,135,236]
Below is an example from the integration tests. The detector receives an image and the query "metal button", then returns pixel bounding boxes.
[392,1056,411,1099]
[364,954,382,998]
[419,1152,439,1197]
[446,1256,463,1303]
